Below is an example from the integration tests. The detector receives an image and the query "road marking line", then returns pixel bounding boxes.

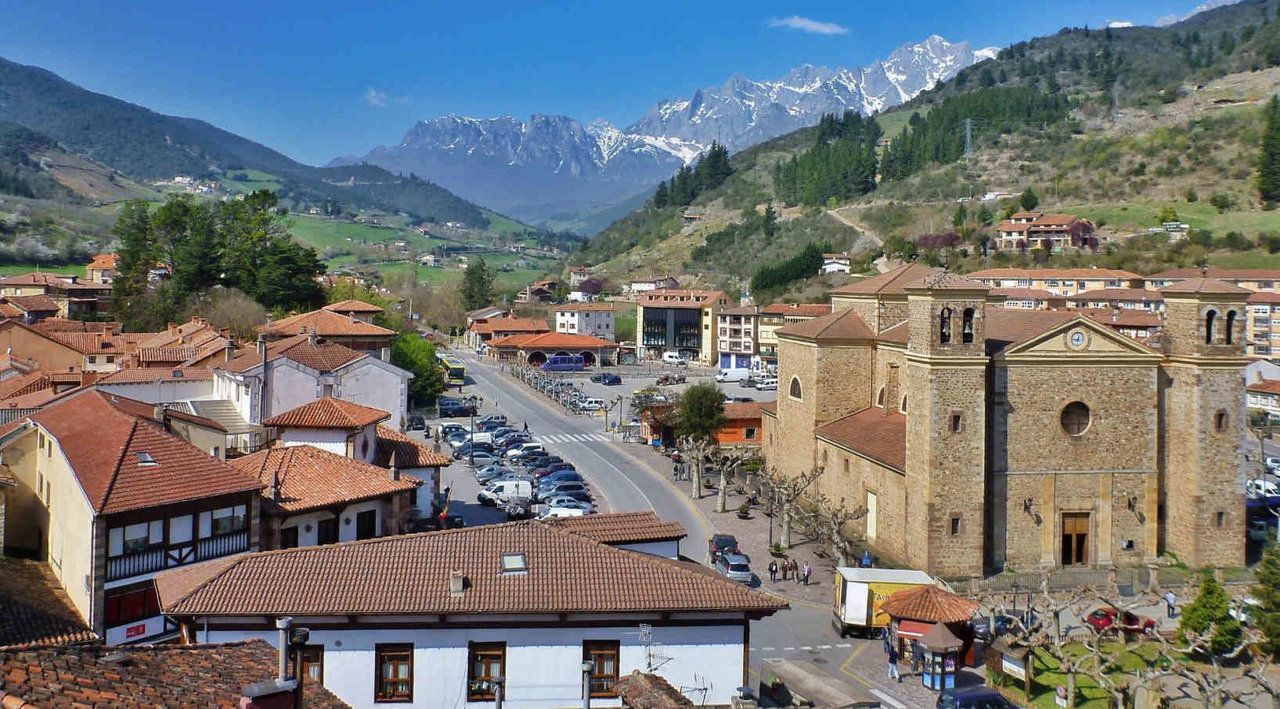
[836,643,851,648]
[800,645,813,650]
[869,689,906,709]
[838,643,871,688]
[783,647,795,651]
[818,645,832,649]
[761,646,775,651]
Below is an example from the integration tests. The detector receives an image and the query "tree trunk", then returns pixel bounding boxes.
[715,471,728,513]
[780,502,792,549]
[690,456,702,500]
[1066,669,1077,709]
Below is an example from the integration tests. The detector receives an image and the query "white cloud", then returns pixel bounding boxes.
[767,15,849,35]
[364,87,387,107]
[1106,20,1134,28]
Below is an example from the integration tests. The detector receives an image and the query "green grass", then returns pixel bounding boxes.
[1018,642,1179,709]
[288,213,448,254]
[1057,200,1280,236]
[0,264,87,277]
[219,168,283,193]
[481,209,529,235]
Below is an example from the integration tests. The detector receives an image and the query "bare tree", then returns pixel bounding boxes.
[188,287,266,340]
[755,465,824,549]
[715,449,755,513]
[679,436,718,500]
[811,492,867,566]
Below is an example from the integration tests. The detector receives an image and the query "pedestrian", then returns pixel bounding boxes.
[911,640,924,675]
[887,645,900,683]
[801,561,812,586]
[523,421,529,432]
[862,549,872,568]
[789,558,799,581]
[1165,590,1177,619]
[768,560,778,583]
[882,628,891,654]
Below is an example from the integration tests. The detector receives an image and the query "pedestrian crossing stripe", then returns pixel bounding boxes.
[534,433,611,444]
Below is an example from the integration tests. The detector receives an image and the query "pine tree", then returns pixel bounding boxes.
[1180,569,1243,657]
[653,181,670,209]
[461,257,495,311]
[1020,186,1040,211]
[762,202,778,239]
[1258,95,1280,202]
[1254,543,1280,658]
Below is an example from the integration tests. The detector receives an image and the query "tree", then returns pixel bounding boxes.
[1158,205,1180,224]
[189,288,267,340]
[653,181,670,209]
[755,465,824,549]
[1259,95,1280,202]
[953,203,968,228]
[676,382,725,443]
[1020,186,1040,211]
[391,333,446,408]
[976,203,994,226]
[461,257,495,310]
[762,202,778,239]
[1209,192,1238,213]
[1180,570,1243,657]
[1253,542,1280,659]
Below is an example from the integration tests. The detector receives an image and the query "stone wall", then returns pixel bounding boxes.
[814,439,909,563]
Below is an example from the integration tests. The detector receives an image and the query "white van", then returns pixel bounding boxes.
[538,507,587,519]
[577,397,606,411]
[716,368,750,383]
[661,351,687,366]
[478,479,532,506]
[505,443,545,460]
[465,432,494,445]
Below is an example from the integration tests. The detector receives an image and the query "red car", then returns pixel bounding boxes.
[1084,607,1157,635]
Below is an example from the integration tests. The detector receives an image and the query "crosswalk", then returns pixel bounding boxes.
[534,433,612,444]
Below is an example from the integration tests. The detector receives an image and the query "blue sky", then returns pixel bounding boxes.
[4,0,1212,165]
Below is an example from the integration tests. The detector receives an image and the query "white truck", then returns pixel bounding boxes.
[715,368,751,383]
[478,479,532,506]
[832,568,935,638]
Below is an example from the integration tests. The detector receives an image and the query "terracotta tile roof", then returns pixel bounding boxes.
[157,522,787,617]
[0,372,48,401]
[488,332,619,349]
[904,271,990,291]
[323,298,384,314]
[0,273,76,287]
[1158,277,1251,296]
[555,303,616,312]
[0,640,350,708]
[12,391,261,514]
[1066,288,1162,302]
[96,367,214,384]
[263,397,390,430]
[984,309,1080,354]
[776,308,874,342]
[816,408,907,471]
[723,401,764,420]
[991,287,1059,300]
[220,334,365,374]
[0,557,96,647]
[1072,308,1164,329]
[1010,211,1042,220]
[1,295,58,313]
[486,317,553,333]
[0,303,21,319]
[259,308,394,338]
[87,253,119,270]
[876,320,910,344]
[830,263,940,296]
[45,331,126,355]
[718,306,758,316]
[758,401,777,416]
[880,584,978,623]
[638,289,725,309]
[1248,292,1280,304]
[965,267,1140,280]
[0,386,77,411]
[31,318,120,334]
[1148,267,1280,280]
[541,511,687,544]
[137,345,202,363]
[1247,379,1280,396]
[231,445,419,514]
[372,425,452,468]
[759,303,832,317]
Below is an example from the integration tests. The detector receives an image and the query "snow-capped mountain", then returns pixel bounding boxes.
[336,34,995,230]
[1155,0,1243,27]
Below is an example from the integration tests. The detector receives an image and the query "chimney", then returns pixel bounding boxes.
[449,570,467,597]
[379,346,391,361]
[257,334,267,357]
[275,617,293,681]
[389,449,400,481]
[225,340,236,362]
[269,469,281,502]
[307,328,317,346]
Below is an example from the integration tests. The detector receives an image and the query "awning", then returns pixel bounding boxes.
[896,620,934,639]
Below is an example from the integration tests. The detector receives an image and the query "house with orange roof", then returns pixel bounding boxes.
[0,319,123,373]
[964,268,1142,297]
[485,332,619,367]
[0,272,112,317]
[636,288,730,365]
[993,212,1095,252]
[257,302,395,357]
[756,302,832,367]
[718,401,764,447]
[0,390,263,645]
[554,302,616,341]
[85,253,121,285]
[1247,378,1280,420]
[464,315,551,350]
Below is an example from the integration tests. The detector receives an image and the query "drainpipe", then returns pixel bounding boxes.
[276,616,293,680]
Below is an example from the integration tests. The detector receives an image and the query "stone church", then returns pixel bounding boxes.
[760,264,1247,577]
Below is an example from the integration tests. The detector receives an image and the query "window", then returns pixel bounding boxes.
[1061,402,1090,436]
[298,645,324,683]
[1215,411,1229,432]
[1205,309,1217,344]
[939,307,952,344]
[122,523,152,554]
[950,413,963,434]
[1225,311,1237,345]
[744,427,757,440]
[104,586,160,626]
[950,516,961,536]
[211,505,247,536]
[821,449,828,465]
[843,458,850,474]
[900,395,907,414]
[584,641,620,697]
[961,308,975,344]
[106,355,115,364]
[375,644,413,702]
[211,446,220,458]
[1216,511,1225,528]
[280,526,299,549]
[356,509,378,540]
[789,377,802,400]
[468,642,505,701]
[876,387,885,407]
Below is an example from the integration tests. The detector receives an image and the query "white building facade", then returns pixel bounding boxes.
[554,305,616,341]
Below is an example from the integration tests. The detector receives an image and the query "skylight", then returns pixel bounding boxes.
[136,452,157,466]
[500,552,528,574]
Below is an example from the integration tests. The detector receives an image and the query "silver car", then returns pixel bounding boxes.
[715,554,753,584]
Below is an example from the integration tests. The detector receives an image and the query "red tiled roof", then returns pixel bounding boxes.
[638,289,725,309]
[372,425,453,468]
[723,401,765,420]
[488,332,619,349]
[96,367,213,384]
[137,345,201,363]
[487,317,552,333]
[965,267,1140,280]
[13,391,261,514]
[1247,379,1280,396]
[1148,267,1280,280]
[323,299,384,314]
[1158,278,1251,296]
[31,318,120,334]
[259,308,394,338]
[831,263,940,296]
[45,331,127,355]
[1248,292,1280,304]
[0,372,48,401]
[87,253,120,270]
[816,408,907,471]
[758,401,777,416]
[876,321,910,344]
[0,557,95,647]
[1,295,58,313]
[220,334,365,374]
[541,511,686,544]
[990,287,1058,300]
[776,308,874,342]
[1072,308,1164,329]
[231,445,419,514]
[0,640,350,708]
[904,271,990,291]
[881,584,978,623]
[1066,288,1162,302]
[262,397,390,430]
[984,309,1080,354]
[156,522,788,617]
[554,303,617,312]
[759,303,832,317]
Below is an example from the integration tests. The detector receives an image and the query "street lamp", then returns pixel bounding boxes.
[581,660,594,709]
[467,394,479,466]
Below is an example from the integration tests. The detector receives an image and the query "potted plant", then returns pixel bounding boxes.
[737,502,751,520]
[770,542,786,557]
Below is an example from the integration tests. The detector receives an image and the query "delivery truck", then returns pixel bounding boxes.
[832,567,935,638]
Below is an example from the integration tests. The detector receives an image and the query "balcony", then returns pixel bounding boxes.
[198,530,248,561]
[106,530,249,582]
[107,547,165,581]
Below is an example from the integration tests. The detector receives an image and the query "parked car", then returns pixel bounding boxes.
[536,481,588,501]
[540,497,594,513]
[478,414,508,426]
[539,470,583,485]
[439,422,468,436]
[1265,456,1280,472]
[406,415,426,431]
[538,506,587,519]
[661,351,687,366]
[1084,607,1156,635]
[715,369,750,383]
[708,534,739,563]
[936,686,1018,709]
[714,553,753,584]
[462,451,501,467]
[545,462,576,473]
[755,377,778,391]
[475,465,517,483]
[1247,478,1280,498]
[590,373,622,385]
[723,395,754,404]
[576,397,606,412]
[439,401,476,417]
[505,443,545,460]
[971,612,1037,641]
[478,479,532,506]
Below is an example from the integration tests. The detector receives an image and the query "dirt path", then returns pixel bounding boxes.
[826,207,893,273]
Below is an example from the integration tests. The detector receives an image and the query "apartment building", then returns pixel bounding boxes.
[636,289,729,365]
[716,306,758,370]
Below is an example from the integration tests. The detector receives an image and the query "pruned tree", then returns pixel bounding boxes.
[715,448,755,513]
[811,492,867,566]
[678,436,718,500]
[755,465,824,548]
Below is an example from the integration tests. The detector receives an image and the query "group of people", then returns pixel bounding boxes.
[767,558,812,585]
[882,630,926,683]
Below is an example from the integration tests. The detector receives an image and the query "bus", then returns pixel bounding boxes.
[438,356,467,386]
[541,354,585,372]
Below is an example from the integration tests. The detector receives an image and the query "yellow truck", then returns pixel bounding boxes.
[832,567,934,638]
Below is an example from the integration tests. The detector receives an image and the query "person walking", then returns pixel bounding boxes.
[911,640,924,675]
[801,561,812,586]
[882,628,891,654]
[768,560,778,583]
[862,549,872,568]
[789,558,799,581]
[887,645,900,683]
[1165,590,1177,619]
[523,421,529,432]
